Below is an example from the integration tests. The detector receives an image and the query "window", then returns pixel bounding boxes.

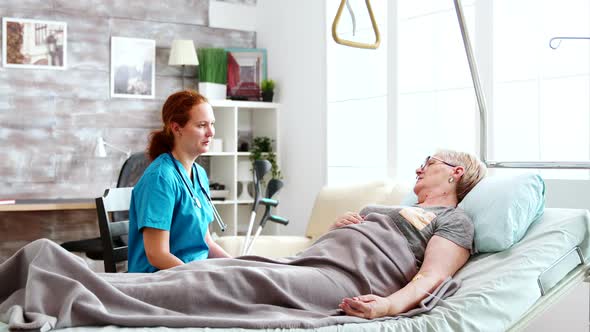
[396,1,477,181]
[492,0,590,179]
[326,0,389,185]
[396,0,590,180]
[326,1,590,184]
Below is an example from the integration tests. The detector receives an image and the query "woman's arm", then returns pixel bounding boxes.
[339,235,470,318]
[143,228,185,270]
[205,230,232,258]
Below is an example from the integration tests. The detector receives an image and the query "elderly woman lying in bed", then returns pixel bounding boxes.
[336,150,486,318]
[0,150,486,330]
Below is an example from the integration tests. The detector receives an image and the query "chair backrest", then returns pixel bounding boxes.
[116,152,151,188]
[112,152,150,222]
[97,187,133,272]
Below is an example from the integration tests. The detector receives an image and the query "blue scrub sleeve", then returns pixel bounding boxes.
[135,172,176,231]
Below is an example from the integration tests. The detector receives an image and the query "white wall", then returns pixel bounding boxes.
[256,0,327,236]
[545,179,590,210]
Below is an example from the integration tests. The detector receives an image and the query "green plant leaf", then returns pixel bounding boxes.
[197,48,227,84]
[261,79,275,92]
[249,136,282,179]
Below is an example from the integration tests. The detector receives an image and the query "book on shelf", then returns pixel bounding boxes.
[0,199,16,205]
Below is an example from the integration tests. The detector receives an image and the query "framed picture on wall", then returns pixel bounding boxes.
[2,17,67,69]
[226,48,267,101]
[110,36,155,99]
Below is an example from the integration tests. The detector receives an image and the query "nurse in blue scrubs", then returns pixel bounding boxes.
[128,90,232,273]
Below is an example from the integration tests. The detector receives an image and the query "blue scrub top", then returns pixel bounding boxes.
[128,153,213,273]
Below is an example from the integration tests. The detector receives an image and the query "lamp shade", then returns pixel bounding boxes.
[238,160,252,182]
[94,137,107,158]
[168,40,199,65]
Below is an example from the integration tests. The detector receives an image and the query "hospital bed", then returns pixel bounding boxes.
[0,180,587,332]
[219,180,590,331]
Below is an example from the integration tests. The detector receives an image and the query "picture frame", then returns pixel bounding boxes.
[110,36,155,99]
[2,17,67,70]
[225,48,267,101]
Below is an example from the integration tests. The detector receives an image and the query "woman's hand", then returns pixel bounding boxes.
[330,212,364,230]
[339,294,393,319]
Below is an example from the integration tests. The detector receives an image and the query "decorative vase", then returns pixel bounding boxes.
[198,82,227,100]
[261,90,274,102]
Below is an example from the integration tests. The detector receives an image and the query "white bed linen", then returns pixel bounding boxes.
[1,208,588,332]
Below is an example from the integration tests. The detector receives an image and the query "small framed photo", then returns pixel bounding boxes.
[2,17,67,69]
[110,36,155,99]
[226,48,267,101]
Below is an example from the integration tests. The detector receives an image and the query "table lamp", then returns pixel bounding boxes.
[168,39,199,89]
[237,160,253,201]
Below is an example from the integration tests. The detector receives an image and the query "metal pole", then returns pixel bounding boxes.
[453,0,590,170]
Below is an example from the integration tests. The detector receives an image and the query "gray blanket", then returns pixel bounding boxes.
[0,212,461,330]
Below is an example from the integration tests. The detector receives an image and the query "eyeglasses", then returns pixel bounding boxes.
[420,156,457,171]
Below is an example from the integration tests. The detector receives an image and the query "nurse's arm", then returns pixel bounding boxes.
[143,227,184,269]
[205,231,232,258]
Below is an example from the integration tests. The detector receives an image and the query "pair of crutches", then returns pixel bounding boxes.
[241,160,289,255]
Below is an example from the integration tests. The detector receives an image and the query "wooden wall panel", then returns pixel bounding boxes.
[54,98,162,128]
[217,0,257,5]
[0,70,109,99]
[0,210,98,262]
[0,129,56,153]
[52,0,209,26]
[0,8,58,20]
[58,15,111,71]
[1,1,54,11]
[109,18,255,49]
[157,75,198,99]
[0,149,57,183]
[0,96,57,129]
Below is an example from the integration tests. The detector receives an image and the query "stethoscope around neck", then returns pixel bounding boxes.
[168,152,227,232]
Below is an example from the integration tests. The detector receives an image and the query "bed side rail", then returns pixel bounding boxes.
[538,246,586,296]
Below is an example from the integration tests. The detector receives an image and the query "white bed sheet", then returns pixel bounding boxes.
[1,208,588,332]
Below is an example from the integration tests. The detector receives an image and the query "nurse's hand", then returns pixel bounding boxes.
[339,294,392,319]
[330,212,364,230]
[206,230,232,258]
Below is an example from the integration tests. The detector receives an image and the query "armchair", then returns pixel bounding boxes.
[215,180,411,257]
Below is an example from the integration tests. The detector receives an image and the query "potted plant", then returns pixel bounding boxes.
[197,48,227,100]
[249,136,282,179]
[260,79,275,102]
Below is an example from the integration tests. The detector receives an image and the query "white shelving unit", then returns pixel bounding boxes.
[204,100,281,236]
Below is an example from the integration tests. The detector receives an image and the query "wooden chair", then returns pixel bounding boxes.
[96,187,133,272]
[60,153,149,262]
